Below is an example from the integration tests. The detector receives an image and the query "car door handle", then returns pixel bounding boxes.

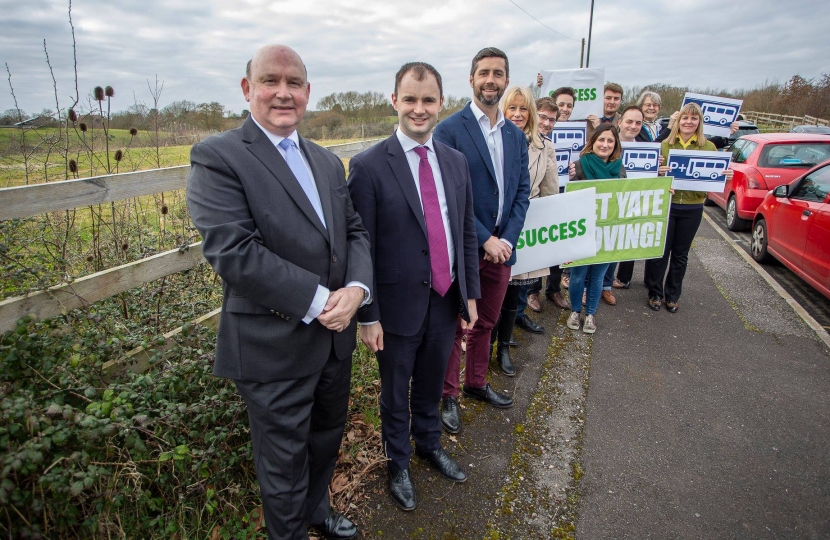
[802,209,813,217]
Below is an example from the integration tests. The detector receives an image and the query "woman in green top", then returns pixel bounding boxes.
[645,102,733,312]
[566,123,626,334]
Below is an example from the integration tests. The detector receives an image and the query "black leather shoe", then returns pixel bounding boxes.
[515,314,544,334]
[311,511,357,540]
[507,334,519,347]
[497,343,515,376]
[415,447,467,482]
[462,383,513,408]
[388,468,416,511]
[440,396,461,434]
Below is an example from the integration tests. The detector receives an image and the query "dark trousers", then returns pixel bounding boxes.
[545,265,563,295]
[444,259,510,397]
[616,260,635,284]
[378,285,458,473]
[644,205,704,302]
[235,349,351,540]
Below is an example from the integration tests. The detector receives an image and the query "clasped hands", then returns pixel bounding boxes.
[483,236,511,264]
[317,286,364,333]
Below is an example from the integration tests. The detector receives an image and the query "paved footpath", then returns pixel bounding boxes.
[357,218,830,539]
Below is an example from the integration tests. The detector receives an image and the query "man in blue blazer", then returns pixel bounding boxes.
[434,47,531,434]
[348,62,480,511]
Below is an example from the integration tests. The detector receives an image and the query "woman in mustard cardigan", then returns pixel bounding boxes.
[645,102,733,312]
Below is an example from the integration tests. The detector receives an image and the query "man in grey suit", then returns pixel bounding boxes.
[186,44,372,540]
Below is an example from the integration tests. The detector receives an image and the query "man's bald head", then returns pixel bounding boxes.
[246,45,307,81]
[241,44,311,137]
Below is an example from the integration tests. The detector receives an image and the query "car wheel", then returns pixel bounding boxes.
[726,194,749,231]
[751,219,772,263]
[703,195,717,207]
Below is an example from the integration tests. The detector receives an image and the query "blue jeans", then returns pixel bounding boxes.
[603,262,617,290]
[569,263,611,316]
[516,284,530,318]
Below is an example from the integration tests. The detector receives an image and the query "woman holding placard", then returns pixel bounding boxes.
[490,86,558,375]
[646,102,733,312]
[566,123,626,334]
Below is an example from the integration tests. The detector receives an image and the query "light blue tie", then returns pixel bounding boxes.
[278,138,326,228]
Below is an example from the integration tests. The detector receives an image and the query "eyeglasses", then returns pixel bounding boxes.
[537,113,555,123]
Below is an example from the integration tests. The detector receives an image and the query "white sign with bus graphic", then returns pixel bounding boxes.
[621,142,661,178]
[667,149,732,192]
[681,92,743,138]
[552,122,588,191]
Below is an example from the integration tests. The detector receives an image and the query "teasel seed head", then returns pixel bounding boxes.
[69,159,78,173]
[121,242,129,251]
[93,86,105,101]
[129,127,138,136]
[161,205,169,215]
[68,108,77,122]
[79,122,88,132]
[114,149,123,162]
[105,86,114,97]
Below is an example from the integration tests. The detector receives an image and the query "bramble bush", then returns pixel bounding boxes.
[0,316,266,539]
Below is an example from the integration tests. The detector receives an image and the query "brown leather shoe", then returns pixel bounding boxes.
[601,290,617,306]
[561,275,570,288]
[546,292,570,309]
[527,293,542,313]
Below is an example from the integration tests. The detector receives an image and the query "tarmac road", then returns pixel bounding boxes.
[703,204,830,330]
[355,216,830,539]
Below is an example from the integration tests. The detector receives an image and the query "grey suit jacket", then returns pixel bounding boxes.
[186,117,372,382]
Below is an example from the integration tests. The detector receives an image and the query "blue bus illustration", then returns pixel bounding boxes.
[556,149,571,174]
[553,129,585,150]
[623,149,659,170]
[671,157,728,179]
[702,103,737,126]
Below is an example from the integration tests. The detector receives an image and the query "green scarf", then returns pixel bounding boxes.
[580,152,622,180]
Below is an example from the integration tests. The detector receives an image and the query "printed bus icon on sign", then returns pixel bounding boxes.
[702,103,737,125]
[688,158,728,179]
[624,150,658,170]
[553,129,585,150]
[555,149,570,174]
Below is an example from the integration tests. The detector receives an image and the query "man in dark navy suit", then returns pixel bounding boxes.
[433,47,531,434]
[348,62,480,511]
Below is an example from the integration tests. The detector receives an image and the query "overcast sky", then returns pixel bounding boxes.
[3,0,829,115]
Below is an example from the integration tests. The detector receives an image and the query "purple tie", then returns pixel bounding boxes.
[414,146,452,297]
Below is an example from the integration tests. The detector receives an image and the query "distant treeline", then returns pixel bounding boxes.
[624,74,830,120]
[4,74,828,141]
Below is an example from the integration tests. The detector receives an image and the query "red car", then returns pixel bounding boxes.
[751,160,830,300]
[707,133,830,230]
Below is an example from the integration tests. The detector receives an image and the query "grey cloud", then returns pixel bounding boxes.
[2,0,829,115]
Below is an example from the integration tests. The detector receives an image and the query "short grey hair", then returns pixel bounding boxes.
[637,90,662,107]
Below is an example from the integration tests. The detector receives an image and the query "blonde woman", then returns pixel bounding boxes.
[645,103,733,312]
[491,86,558,375]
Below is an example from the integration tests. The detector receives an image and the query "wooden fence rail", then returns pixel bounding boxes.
[0,137,383,372]
[742,111,830,129]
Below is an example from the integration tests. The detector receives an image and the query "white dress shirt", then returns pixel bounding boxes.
[396,129,456,282]
[469,100,506,226]
[251,117,370,324]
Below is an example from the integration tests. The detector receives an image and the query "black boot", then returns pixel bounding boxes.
[497,309,517,376]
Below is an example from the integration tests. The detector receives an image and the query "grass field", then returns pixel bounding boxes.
[0,131,365,187]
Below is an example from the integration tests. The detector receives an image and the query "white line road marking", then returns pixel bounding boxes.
[702,211,830,351]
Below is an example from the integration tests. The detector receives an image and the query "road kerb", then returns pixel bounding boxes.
[702,211,830,351]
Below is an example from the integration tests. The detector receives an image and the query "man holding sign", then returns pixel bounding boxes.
[646,103,733,313]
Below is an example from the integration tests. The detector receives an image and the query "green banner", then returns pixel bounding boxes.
[564,176,673,266]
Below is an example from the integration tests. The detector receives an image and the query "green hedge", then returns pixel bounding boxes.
[1,317,265,539]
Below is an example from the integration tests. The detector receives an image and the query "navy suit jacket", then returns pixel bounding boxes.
[433,103,530,266]
[348,134,481,337]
